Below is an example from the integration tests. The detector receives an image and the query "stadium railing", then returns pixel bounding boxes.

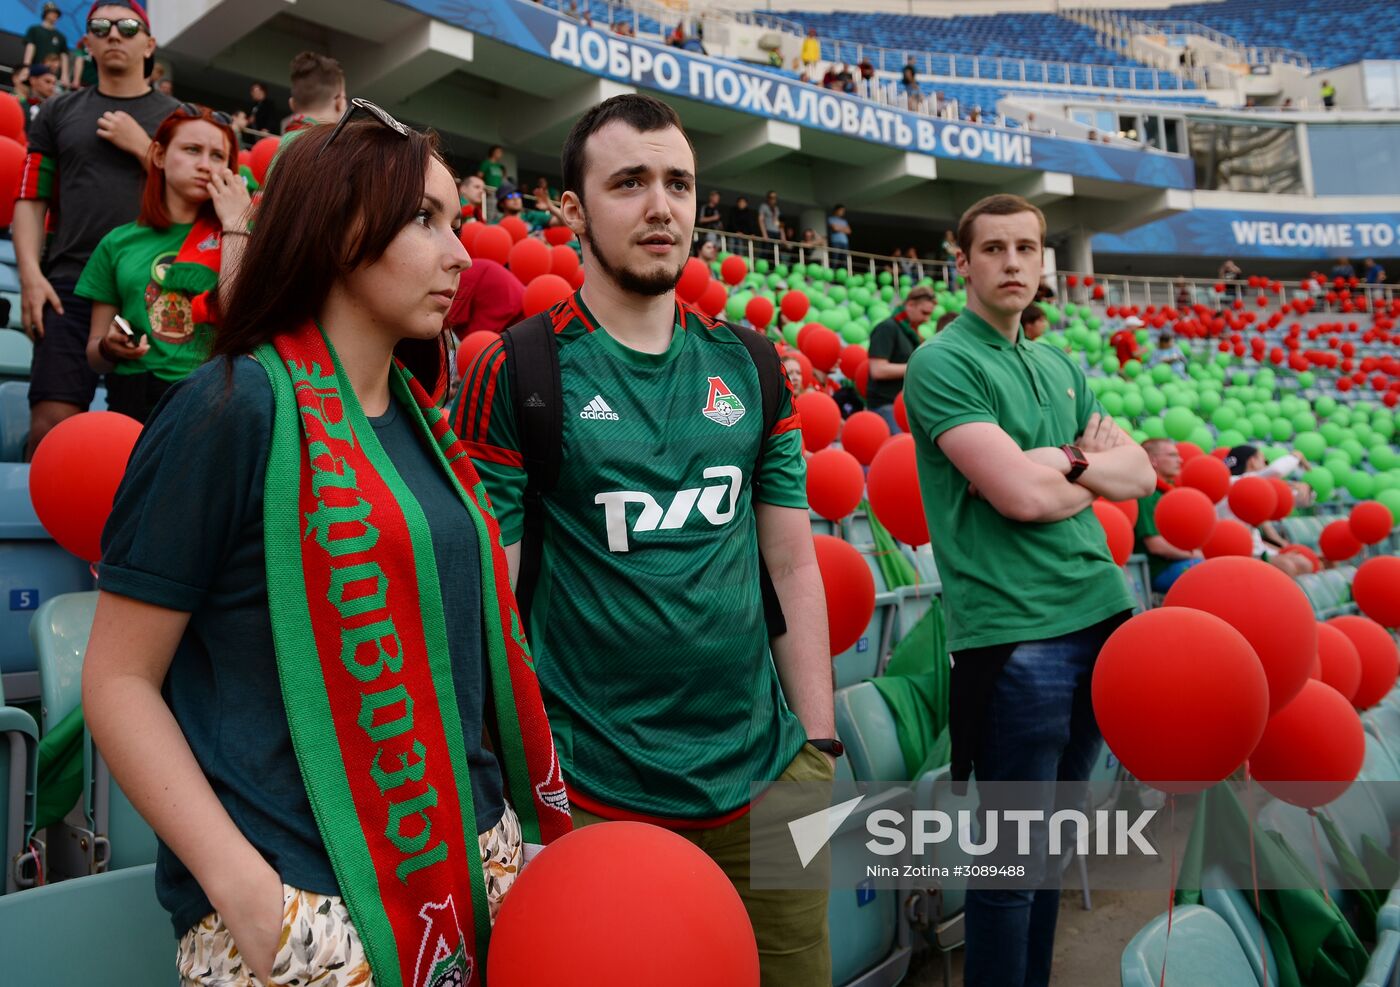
[1068,7,1312,75]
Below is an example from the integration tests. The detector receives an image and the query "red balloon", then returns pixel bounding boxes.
[488,821,758,987]
[677,258,710,303]
[867,434,929,546]
[720,255,748,286]
[799,326,841,372]
[0,95,25,145]
[893,391,908,433]
[795,391,841,451]
[542,225,575,245]
[1177,441,1204,462]
[507,237,552,285]
[1327,616,1399,708]
[1267,478,1294,520]
[549,244,580,282]
[1280,543,1320,572]
[1107,498,1138,527]
[1177,455,1231,504]
[744,296,774,330]
[1227,476,1277,527]
[1154,487,1217,550]
[521,273,573,317]
[1092,500,1133,566]
[459,221,482,253]
[1164,556,1316,715]
[30,412,143,563]
[571,267,586,290]
[1315,622,1362,702]
[1352,556,1400,627]
[0,137,25,227]
[1202,518,1254,558]
[854,361,869,398]
[472,224,514,266]
[1319,519,1363,561]
[1248,679,1365,808]
[247,135,279,185]
[806,448,865,522]
[840,411,890,466]
[1092,608,1269,794]
[455,330,498,378]
[697,279,727,318]
[498,215,530,243]
[780,290,810,324]
[838,344,867,380]
[813,534,876,655]
[1349,500,1394,545]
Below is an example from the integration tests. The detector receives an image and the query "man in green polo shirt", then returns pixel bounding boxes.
[866,283,934,431]
[477,144,506,221]
[1134,437,1203,591]
[903,193,1154,987]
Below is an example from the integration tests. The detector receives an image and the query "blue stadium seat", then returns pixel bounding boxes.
[1201,876,1279,987]
[0,380,29,462]
[0,264,19,295]
[1359,929,1400,987]
[0,864,175,985]
[0,673,39,894]
[1121,905,1261,986]
[833,594,895,689]
[0,331,31,382]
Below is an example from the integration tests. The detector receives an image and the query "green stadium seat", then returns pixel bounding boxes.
[1120,905,1260,987]
[0,864,175,984]
[1358,929,1400,987]
[1200,873,1279,987]
[0,671,40,893]
[30,592,158,876]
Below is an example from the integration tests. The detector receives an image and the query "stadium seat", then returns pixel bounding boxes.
[844,510,874,546]
[30,591,158,876]
[0,331,31,382]
[1254,800,1345,901]
[833,595,895,689]
[0,673,39,894]
[834,681,906,783]
[1120,905,1260,987]
[1200,872,1279,987]
[1358,929,1400,987]
[889,584,935,651]
[0,864,175,985]
[0,381,28,462]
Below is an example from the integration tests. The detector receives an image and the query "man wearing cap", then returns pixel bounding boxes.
[1109,316,1143,366]
[1221,445,1312,578]
[14,2,178,457]
[19,64,59,124]
[867,285,935,431]
[496,180,555,232]
[21,3,69,89]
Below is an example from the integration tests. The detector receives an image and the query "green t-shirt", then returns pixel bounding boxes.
[451,296,808,820]
[866,313,922,407]
[23,23,67,61]
[1133,487,1170,581]
[75,221,213,382]
[903,309,1136,652]
[478,159,505,188]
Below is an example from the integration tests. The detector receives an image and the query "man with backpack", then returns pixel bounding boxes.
[452,93,836,985]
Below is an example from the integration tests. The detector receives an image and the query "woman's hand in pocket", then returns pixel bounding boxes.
[212,861,285,984]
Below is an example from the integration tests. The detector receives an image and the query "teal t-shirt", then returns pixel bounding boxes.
[903,310,1136,652]
[451,295,809,820]
[98,358,504,937]
[76,221,213,382]
[479,159,505,188]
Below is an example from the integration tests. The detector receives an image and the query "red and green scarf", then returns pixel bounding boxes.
[162,214,223,327]
[258,320,571,987]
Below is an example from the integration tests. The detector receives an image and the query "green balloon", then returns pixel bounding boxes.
[1189,425,1215,451]
[1212,406,1239,431]
[1314,395,1338,417]
[1217,429,1247,448]
[1198,391,1222,415]
[1320,422,1344,445]
[840,322,869,344]
[1122,391,1145,417]
[1295,431,1327,461]
[878,272,892,286]
[754,259,769,274]
[1340,438,1366,466]
[1271,418,1294,442]
[1332,407,1353,427]
[1142,417,1167,439]
[724,292,751,321]
[1377,488,1400,525]
[1262,445,1288,464]
[1303,468,1335,500]
[828,285,847,302]
[1044,306,1062,325]
[1290,411,1317,433]
[1372,446,1399,471]
[1101,392,1124,416]
[1346,471,1375,500]
[1102,356,1121,375]
[782,322,802,346]
[1298,372,1315,388]
[1142,388,1166,414]
[1151,364,1176,385]
[1122,360,1143,379]
[1164,406,1197,441]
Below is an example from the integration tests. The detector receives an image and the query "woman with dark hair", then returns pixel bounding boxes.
[79,103,249,423]
[83,104,571,987]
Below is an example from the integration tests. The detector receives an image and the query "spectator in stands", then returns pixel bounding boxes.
[446,259,525,340]
[612,18,633,37]
[85,114,561,987]
[1218,257,1242,301]
[827,203,851,264]
[857,56,874,96]
[19,64,58,123]
[495,180,545,231]
[1331,257,1356,282]
[1221,445,1312,578]
[836,63,855,94]
[697,189,723,242]
[458,173,485,221]
[247,80,276,133]
[477,143,507,221]
[79,103,248,423]
[695,238,718,263]
[1364,258,1387,298]
[866,284,934,430]
[1110,315,1143,366]
[800,27,819,71]
[1134,438,1204,591]
[1321,79,1336,109]
[729,194,761,238]
[282,50,345,136]
[967,106,982,124]
[156,76,172,97]
[800,227,827,265]
[904,193,1152,987]
[71,35,98,89]
[1175,276,1192,308]
[782,354,810,394]
[934,310,957,333]
[1021,303,1048,341]
[454,92,835,985]
[20,2,69,89]
[15,1,179,458]
[901,57,917,90]
[759,189,782,241]
[820,65,838,90]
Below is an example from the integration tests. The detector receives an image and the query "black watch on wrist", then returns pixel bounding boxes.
[808,738,845,758]
[1061,444,1089,483]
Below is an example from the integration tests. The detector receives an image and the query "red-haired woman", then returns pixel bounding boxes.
[83,103,570,987]
[78,102,250,423]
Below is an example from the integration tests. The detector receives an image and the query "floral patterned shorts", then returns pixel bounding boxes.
[177,804,522,987]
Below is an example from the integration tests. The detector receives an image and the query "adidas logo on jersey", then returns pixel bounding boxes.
[524,392,545,409]
[579,395,620,421]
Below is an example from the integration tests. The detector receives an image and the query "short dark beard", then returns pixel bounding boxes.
[582,218,684,297]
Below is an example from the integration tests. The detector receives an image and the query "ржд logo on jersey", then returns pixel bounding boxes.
[594,465,742,552]
[580,394,619,421]
[703,376,746,427]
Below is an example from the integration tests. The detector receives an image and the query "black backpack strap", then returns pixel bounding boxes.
[725,321,789,640]
[500,312,561,625]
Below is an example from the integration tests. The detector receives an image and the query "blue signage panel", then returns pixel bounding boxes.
[1093,210,1400,259]
[402,0,1195,190]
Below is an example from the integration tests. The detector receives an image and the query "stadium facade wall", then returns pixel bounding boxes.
[755,0,1227,15]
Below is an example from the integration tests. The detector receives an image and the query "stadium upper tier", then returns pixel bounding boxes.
[774,11,1190,89]
[1133,0,1400,69]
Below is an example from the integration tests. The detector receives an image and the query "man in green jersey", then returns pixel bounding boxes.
[866,283,935,431]
[476,144,506,222]
[454,94,835,984]
[1134,437,1203,591]
[903,194,1154,987]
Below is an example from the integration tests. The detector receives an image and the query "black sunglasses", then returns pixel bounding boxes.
[88,17,145,38]
[317,98,409,160]
[177,102,233,127]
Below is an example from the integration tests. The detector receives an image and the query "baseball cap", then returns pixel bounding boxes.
[496,180,522,205]
[28,64,54,78]
[42,2,61,15]
[1225,444,1258,476]
[1123,316,1146,329]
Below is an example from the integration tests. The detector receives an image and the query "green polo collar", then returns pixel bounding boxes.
[954,308,1023,350]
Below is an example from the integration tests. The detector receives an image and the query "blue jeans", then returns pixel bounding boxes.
[870,402,900,433]
[1151,557,1202,592]
[963,621,1119,987]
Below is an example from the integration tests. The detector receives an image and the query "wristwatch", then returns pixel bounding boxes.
[1061,444,1089,483]
[808,738,845,758]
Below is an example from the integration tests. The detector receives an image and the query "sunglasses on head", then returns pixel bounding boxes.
[88,17,145,38]
[176,102,233,127]
[316,98,409,160]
